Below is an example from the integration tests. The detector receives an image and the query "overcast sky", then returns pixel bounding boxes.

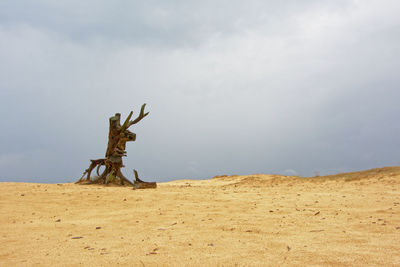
[1,0,399,183]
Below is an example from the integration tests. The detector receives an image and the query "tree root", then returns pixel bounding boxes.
[76,160,155,188]
[76,159,106,183]
[133,170,157,190]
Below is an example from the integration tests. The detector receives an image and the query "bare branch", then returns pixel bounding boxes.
[128,104,149,127]
[120,111,133,131]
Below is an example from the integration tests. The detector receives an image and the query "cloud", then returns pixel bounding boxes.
[0,1,399,182]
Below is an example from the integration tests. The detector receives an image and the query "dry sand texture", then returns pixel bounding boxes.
[1,167,399,266]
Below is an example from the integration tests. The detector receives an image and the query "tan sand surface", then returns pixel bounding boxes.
[1,167,399,266]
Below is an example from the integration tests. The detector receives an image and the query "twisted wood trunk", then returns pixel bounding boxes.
[76,104,156,188]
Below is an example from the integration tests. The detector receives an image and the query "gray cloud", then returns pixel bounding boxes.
[0,1,352,45]
[1,0,399,182]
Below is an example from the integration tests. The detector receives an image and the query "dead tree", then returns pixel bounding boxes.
[76,104,155,187]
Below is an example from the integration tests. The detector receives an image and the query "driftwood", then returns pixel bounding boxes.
[133,170,157,189]
[76,104,156,188]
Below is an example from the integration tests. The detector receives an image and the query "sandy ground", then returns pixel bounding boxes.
[1,167,399,266]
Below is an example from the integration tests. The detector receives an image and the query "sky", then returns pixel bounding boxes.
[1,0,399,183]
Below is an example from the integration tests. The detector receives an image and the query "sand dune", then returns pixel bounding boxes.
[1,167,399,266]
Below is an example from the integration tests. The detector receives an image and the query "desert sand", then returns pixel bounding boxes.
[1,167,399,266]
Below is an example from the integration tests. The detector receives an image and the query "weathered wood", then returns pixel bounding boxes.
[76,104,155,188]
[77,159,105,182]
[133,170,157,190]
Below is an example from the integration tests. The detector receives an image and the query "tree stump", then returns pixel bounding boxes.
[76,104,156,188]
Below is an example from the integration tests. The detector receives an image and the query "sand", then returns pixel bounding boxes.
[1,167,399,266]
